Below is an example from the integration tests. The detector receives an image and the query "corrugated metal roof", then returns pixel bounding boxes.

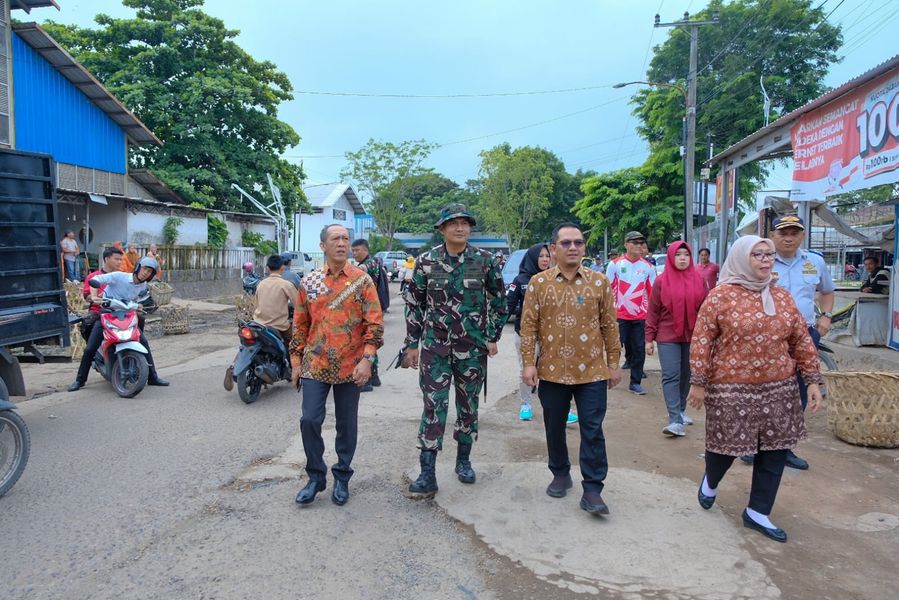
[129,169,187,205]
[10,0,60,13]
[12,22,161,146]
[302,183,365,214]
[709,54,899,166]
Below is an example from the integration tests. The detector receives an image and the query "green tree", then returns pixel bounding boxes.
[575,166,680,251]
[477,144,554,250]
[394,172,459,233]
[42,0,308,215]
[341,139,435,249]
[630,0,842,217]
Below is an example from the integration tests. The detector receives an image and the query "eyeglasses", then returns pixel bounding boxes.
[750,251,777,262]
[557,239,585,249]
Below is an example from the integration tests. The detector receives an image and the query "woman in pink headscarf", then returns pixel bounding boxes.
[688,235,822,544]
[645,241,708,438]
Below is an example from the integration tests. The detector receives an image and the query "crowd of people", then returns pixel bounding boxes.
[68,205,888,545]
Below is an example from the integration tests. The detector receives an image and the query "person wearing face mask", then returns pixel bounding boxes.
[645,241,708,438]
[688,235,822,543]
[507,243,579,424]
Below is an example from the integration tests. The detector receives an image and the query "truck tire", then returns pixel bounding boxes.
[111,350,149,398]
[0,409,30,497]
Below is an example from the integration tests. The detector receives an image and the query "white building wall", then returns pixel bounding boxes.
[127,211,167,244]
[224,217,243,248]
[292,200,358,254]
[89,201,128,249]
[176,215,208,245]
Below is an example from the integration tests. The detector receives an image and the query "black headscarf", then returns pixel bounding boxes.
[514,243,549,288]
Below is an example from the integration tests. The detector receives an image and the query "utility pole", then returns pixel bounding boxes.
[655,10,719,247]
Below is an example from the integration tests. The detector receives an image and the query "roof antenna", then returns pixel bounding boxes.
[760,75,771,127]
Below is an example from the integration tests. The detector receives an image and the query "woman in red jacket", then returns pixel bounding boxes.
[645,241,708,437]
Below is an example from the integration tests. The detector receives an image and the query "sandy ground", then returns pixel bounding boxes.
[6,285,899,599]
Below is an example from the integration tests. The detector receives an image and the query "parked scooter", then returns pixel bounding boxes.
[89,296,156,398]
[0,376,29,497]
[228,321,292,404]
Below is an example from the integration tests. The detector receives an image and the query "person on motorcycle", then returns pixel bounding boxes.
[81,246,125,340]
[68,257,170,391]
[252,254,297,345]
[242,262,261,295]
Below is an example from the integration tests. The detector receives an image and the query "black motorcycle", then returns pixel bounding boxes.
[0,376,29,497]
[228,321,292,404]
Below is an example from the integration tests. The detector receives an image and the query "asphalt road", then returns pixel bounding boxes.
[3,286,897,600]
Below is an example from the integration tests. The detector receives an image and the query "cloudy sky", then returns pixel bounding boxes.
[42,0,899,192]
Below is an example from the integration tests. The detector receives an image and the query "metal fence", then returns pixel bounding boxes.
[101,244,262,272]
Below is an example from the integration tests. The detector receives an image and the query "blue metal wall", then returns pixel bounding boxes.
[12,33,127,174]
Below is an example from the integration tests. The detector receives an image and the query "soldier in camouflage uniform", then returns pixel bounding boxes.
[403,204,508,496]
[351,238,384,390]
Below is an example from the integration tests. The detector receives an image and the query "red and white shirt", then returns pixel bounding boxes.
[605,256,656,320]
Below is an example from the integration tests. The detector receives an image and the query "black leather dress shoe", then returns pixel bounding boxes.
[332,480,350,506]
[742,509,787,543]
[580,491,610,515]
[546,474,573,498]
[295,479,326,505]
[67,380,85,392]
[698,476,716,510]
[148,376,170,387]
[785,450,809,470]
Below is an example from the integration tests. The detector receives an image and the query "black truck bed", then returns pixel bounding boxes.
[0,149,69,351]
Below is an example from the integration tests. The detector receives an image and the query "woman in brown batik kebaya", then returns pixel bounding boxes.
[687,235,822,543]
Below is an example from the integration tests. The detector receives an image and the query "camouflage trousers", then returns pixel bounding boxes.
[417,348,487,451]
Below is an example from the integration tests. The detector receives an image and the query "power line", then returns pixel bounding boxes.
[617,0,665,158]
[696,0,837,107]
[434,97,628,148]
[296,84,613,99]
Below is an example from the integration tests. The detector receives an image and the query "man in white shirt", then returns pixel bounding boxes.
[606,231,656,395]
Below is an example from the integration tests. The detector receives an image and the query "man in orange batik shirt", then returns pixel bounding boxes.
[290,224,384,508]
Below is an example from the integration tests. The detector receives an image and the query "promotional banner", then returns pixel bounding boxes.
[791,67,899,201]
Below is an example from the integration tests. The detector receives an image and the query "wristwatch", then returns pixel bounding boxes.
[821,312,833,319]
[361,354,375,362]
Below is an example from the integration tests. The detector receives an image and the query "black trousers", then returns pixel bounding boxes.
[538,379,608,493]
[798,326,821,410]
[618,319,646,385]
[300,378,360,483]
[75,320,158,383]
[705,449,788,515]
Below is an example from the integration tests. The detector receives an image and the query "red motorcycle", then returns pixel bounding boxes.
[90,297,154,398]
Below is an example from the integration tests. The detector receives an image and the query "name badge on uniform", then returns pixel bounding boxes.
[802,260,817,275]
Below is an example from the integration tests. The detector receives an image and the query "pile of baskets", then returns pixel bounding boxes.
[822,372,899,448]
[63,281,88,359]
[235,293,256,324]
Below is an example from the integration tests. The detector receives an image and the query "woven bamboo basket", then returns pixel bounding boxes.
[68,323,85,360]
[235,293,256,324]
[64,281,87,313]
[160,305,190,335]
[822,372,899,448]
[149,281,174,306]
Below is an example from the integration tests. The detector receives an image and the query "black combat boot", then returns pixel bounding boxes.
[409,449,438,495]
[455,443,476,484]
